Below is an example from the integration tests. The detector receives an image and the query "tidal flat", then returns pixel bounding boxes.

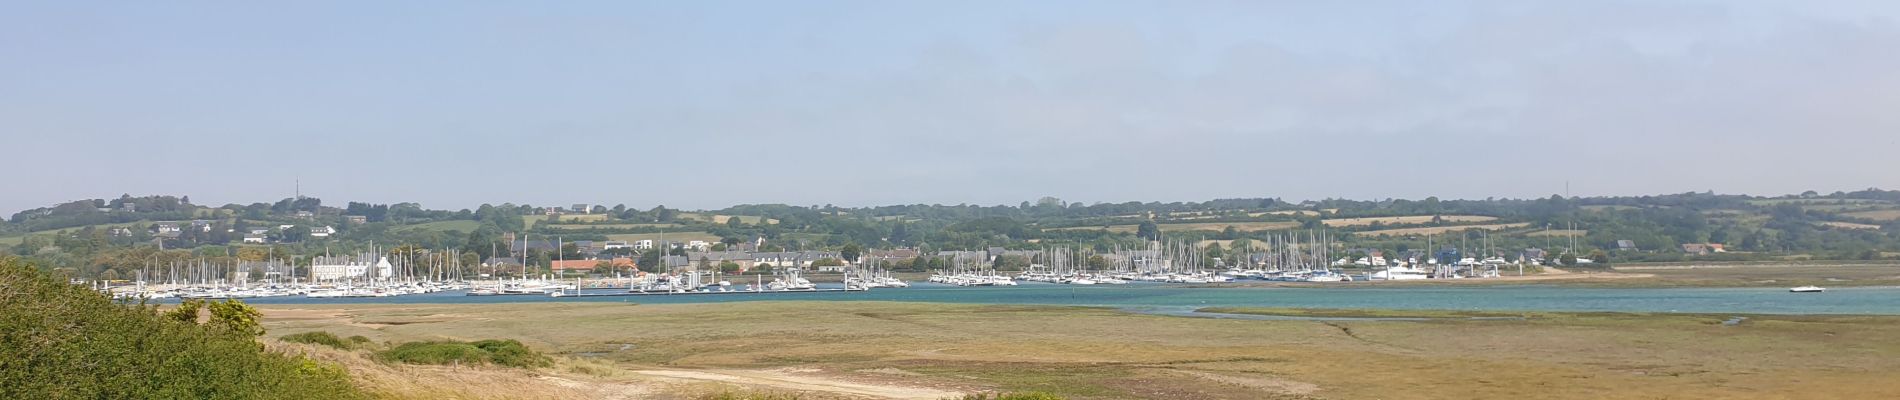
[261,301,1900,399]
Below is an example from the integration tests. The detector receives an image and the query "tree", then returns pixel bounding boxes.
[281,226,310,243]
[559,242,584,260]
[718,261,742,273]
[841,243,863,263]
[1136,220,1160,241]
[166,299,205,323]
[206,299,266,337]
[727,216,744,228]
[890,221,910,245]
[637,251,662,272]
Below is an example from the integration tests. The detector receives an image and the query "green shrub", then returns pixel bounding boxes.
[470,339,552,368]
[376,339,551,368]
[0,256,365,399]
[281,331,353,350]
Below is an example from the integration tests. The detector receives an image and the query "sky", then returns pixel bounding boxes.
[4,1,1900,214]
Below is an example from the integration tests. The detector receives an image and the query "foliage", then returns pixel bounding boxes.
[281,331,355,350]
[0,256,364,399]
[374,339,551,369]
[13,189,1900,280]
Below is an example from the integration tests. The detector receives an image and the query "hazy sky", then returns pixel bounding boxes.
[5,1,1899,214]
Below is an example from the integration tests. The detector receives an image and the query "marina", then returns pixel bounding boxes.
[204,282,1900,315]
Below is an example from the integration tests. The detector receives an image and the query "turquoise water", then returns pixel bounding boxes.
[233,282,1900,315]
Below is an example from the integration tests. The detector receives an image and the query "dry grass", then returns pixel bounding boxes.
[1355,223,1530,237]
[260,301,1900,400]
[712,215,779,225]
[1821,221,1883,230]
[1322,215,1495,227]
[537,214,612,223]
[1525,229,1588,237]
[1844,209,1900,221]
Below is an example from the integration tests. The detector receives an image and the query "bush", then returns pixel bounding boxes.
[375,339,550,368]
[0,256,364,399]
[281,331,353,350]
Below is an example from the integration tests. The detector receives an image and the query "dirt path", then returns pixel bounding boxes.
[632,368,964,399]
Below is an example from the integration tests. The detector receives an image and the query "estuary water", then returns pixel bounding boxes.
[236,282,1900,315]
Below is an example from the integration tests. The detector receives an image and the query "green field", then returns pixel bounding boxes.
[546,223,678,230]
[604,232,721,243]
[0,220,187,246]
[1845,209,1900,221]
[399,220,482,232]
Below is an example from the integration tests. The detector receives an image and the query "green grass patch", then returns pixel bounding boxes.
[401,220,481,232]
[281,331,356,350]
[1196,307,1529,319]
[374,339,552,369]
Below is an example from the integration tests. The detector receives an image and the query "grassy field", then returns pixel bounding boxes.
[1321,215,1495,227]
[1354,222,1529,237]
[711,215,779,225]
[0,220,183,246]
[1820,221,1883,230]
[1055,221,1300,233]
[259,301,1900,400]
[1844,209,1900,221]
[605,232,721,244]
[400,220,482,232]
[1747,198,1889,205]
[1524,229,1588,237]
[547,223,679,230]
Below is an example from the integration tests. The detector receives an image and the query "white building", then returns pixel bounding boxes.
[686,240,711,252]
[242,233,268,244]
[634,240,655,250]
[309,226,337,238]
[311,256,395,280]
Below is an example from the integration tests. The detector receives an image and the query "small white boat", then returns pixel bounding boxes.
[1789,286,1826,293]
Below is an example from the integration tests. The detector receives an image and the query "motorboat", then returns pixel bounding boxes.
[1789,286,1825,293]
